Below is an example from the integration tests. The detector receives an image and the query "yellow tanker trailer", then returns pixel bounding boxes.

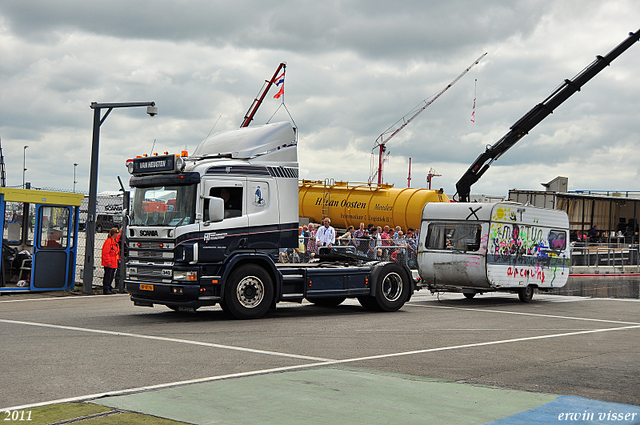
[299,180,449,230]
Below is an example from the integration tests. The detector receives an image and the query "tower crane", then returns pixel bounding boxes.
[368,52,487,186]
[426,167,441,190]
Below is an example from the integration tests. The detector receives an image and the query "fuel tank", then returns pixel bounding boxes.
[299,180,450,230]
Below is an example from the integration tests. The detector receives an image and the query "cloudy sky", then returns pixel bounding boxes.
[1,1,639,199]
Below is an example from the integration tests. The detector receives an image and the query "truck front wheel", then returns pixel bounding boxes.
[223,264,274,319]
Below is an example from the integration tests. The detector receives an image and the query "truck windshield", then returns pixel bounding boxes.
[130,184,196,227]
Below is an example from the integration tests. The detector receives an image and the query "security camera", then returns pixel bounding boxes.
[146,106,158,116]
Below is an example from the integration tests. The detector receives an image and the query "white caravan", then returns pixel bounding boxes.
[417,202,570,302]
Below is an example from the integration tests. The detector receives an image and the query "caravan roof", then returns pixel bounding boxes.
[422,201,569,229]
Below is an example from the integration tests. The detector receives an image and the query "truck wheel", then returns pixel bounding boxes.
[463,292,476,299]
[518,286,535,303]
[224,264,273,319]
[357,296,379,311]
[308,297,346,307]
[371,263,410,312]
[96,224,103,233]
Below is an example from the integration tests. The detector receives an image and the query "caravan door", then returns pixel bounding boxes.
[418,219,490,288]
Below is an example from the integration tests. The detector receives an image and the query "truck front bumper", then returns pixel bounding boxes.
[127,281,220,308]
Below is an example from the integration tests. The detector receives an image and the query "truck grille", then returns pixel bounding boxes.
[126,238,174,284]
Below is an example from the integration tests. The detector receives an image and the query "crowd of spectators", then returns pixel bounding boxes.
[281,221,419,268]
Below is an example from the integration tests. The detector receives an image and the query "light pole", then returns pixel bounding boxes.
[73,163,78,192]
[82,101,157,295]
[22,145,28,189]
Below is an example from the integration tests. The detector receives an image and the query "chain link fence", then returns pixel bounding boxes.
[76,194,124,287]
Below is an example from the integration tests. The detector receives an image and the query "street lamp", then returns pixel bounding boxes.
[22,146,28,189]
[73,163,78,193]
[82,101,157,295]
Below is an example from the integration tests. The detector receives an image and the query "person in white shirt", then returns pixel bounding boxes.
[316,217,336,248]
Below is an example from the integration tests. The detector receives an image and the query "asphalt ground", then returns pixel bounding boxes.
[1,290,639,424]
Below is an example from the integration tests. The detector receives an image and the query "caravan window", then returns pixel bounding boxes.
[427,222,483,252]
[548,230,567,250]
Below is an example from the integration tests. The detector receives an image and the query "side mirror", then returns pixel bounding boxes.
[208,197,224,223]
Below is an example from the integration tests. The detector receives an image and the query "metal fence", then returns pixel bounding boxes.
[570,243,640,271]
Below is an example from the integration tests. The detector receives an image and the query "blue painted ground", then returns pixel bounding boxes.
[487,395,640,425]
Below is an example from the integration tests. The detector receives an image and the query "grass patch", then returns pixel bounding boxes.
[6,403,109,425]
[5,403,188,425]
[79,411,189,424]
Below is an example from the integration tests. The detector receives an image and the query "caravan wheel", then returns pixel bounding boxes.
[518,286,535,303]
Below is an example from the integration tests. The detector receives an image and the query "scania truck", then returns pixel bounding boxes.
[125,122,416,319]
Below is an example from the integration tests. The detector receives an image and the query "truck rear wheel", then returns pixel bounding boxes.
[223,264,274,319]
[360,263,410,312]
[518,286,535,303]
[357,296,379,311]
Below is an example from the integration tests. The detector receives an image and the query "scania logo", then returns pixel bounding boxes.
[140,230,158,236]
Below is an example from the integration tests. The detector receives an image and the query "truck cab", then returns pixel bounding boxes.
[126,122,301,316]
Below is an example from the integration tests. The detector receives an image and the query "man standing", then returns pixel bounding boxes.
[316,217,336,248]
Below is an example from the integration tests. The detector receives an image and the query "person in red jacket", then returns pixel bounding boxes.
[101,227,121,294]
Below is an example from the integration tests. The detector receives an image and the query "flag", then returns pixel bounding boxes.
[274,72,285,86]
[471,78,477,123]
[470,98,476,123]
[274,85,284,99]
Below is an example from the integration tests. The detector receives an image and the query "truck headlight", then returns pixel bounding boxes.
[173,270,198,281]
[126,267,137,278]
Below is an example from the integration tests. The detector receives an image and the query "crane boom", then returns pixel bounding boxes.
[455,29,640,202]
[369,52,487,185]
[240,62,286,128]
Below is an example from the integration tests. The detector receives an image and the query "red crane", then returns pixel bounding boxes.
[368,53,487,186]
[240,62,286,128]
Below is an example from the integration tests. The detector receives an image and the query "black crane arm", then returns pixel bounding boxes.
[455,29,640,202]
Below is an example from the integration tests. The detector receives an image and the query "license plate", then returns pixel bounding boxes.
[140,284,154,291]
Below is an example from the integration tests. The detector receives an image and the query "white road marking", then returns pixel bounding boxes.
[0,318,333,363]
[405,302,640,325]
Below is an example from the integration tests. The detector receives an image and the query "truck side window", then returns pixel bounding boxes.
[427,223,482,252]
[209,187,243,219]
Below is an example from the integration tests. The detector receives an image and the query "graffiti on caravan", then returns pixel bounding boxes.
[489,222,549,265]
